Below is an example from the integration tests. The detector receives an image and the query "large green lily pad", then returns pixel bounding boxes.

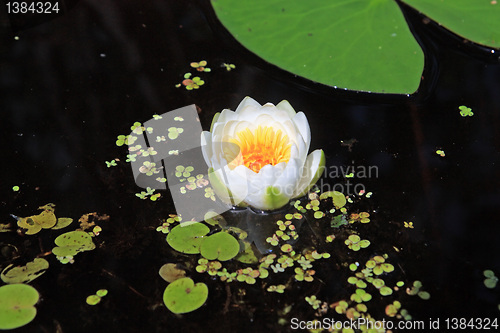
[1,258,49,284]
[0,284,39,330]
[166,223,210,254]
[163,277,208,314]
[200,231,240,261]
[211,0,424,94]
[211,0,499,94]
[402,0,500,48]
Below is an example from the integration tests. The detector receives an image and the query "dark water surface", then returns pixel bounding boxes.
[1,0,499,332]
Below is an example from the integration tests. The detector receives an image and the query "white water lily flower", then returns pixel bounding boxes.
[201,97,325,211]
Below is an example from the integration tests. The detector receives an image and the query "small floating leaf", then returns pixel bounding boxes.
[96,289,108,297]
[166,223,210,254]
[159,263,186,283]
[163,277,208,314]
[200,232,240,261]
[86,295,101,305]
[458,105,474,117]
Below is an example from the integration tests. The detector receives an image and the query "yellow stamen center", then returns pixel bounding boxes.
[226,126,291,173]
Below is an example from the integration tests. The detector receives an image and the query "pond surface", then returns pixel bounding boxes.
[1,0,499,332]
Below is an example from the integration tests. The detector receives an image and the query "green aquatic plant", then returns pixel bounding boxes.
[350,288,372,303]
[234,241,259,264]
[115,134,136,147]
[406,280,431,300]
[319,190,346,209]
[349,212,370,224]
[347,276,367,289]
[136,187,156,200]
[0,284,39,330]
[190,60,211,72]
[459,105,474,117]
[52,230,96,263]
[159,263,186,283]
[212,0,500,94]
[344,234,370,251]
[200,231,240,261]
[179,74,205,90]
[163,277,208,314]
[166,223,210,254]
[330,214,348,228]
[436,149,446,157]
[294,267,315,282]
[267,284,286,293]
[175,165,194,178]
[305,295,322,310]
[139,161,160,176]
[86,289,108,306]
[365,255,394,275]
[403,221,414,228]
[483,270,498,289]
[16,204,57,235]
[15,204,73,235]
[203,211,226,227]
[222,63,236,71]
[385,300,401,317]
[1,258,49,284]
[156,214,182,234]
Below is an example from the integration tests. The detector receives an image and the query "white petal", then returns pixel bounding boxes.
[272,156,301,199]
[200,131,213,167]
[276,100,297,118]
[291,149,326,198]
[235,96,262,113]
[249,164,282,191]
[242,185,290,211]
[237,104,292,125]
[223,165,251,200]
[216,109,238,124]
[292,112,311,152]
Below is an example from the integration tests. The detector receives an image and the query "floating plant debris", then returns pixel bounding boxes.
[459,105,474,117]
[436,149,446,157]
[222,63,236,71]
[15,204,73,235]
[1,258,49,284]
